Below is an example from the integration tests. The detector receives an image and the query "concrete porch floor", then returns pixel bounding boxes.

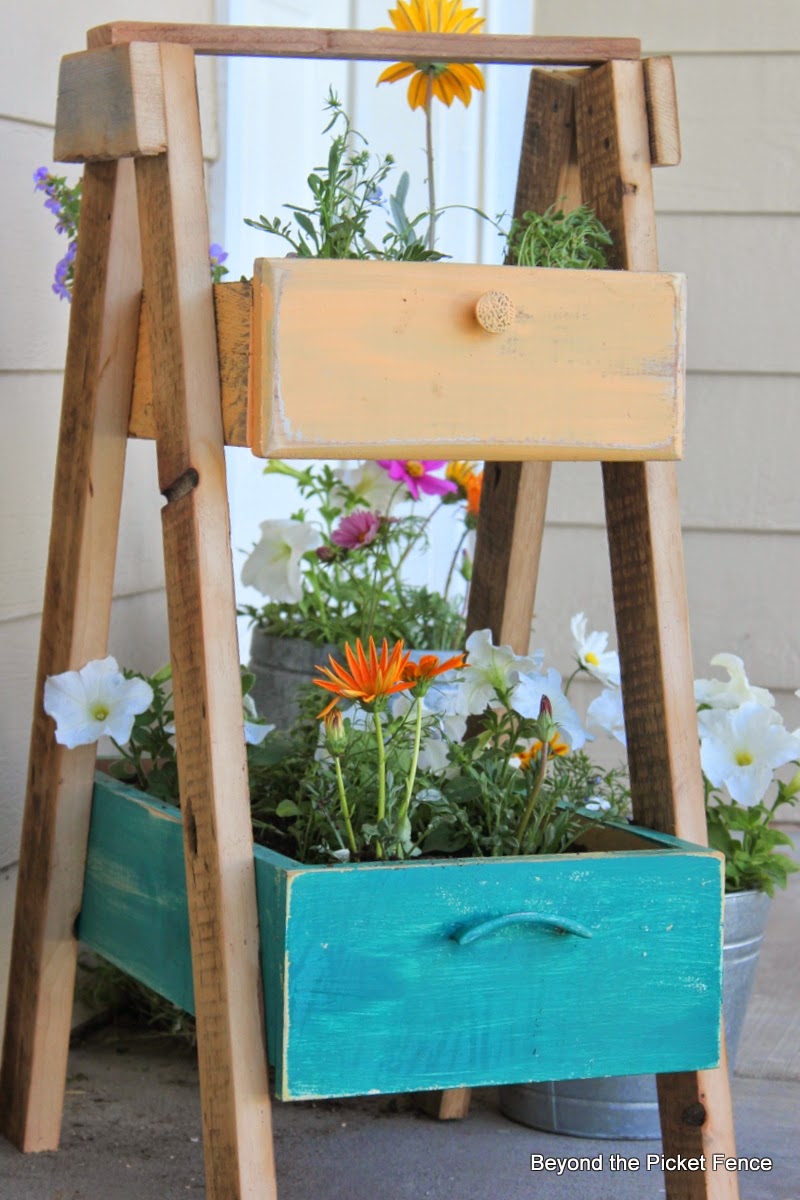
[0,865,797,1199]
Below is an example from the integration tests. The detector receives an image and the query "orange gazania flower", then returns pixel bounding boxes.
[515,734,570,769]
[465,470,482,519]
[377,1,486,110]
[403,652,467,689]
[315,637,415,716]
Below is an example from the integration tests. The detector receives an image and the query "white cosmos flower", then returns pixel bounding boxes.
[694,653,776,713]
[44,657,154,749]
[511,667,587,752]
[570,613,621,688]
[457,629,544,716]
[241,519,322,603]
[333,461,399,514]
[587,687,627,747]
[698,702,800,807]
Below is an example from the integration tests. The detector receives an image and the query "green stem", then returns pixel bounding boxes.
[425,77,436,251]
[334,756,358,856]
[562,665,583,697]
[516,741,550,847]
[374,712,387,860]
[307,563,334,642]
[399,697,424,830]
[443,525,469,603]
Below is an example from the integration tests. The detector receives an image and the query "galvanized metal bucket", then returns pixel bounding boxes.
[248,631,340,730]
[499,888,771,1139]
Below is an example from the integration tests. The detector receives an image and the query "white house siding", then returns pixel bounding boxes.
[531,1,800,756]
[0,1,219,1033]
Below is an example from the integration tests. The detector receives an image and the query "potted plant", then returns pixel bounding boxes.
[42,618,726,1101]
[499,639,800,1139]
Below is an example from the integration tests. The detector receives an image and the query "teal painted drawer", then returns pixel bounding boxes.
[79,776,723,1102]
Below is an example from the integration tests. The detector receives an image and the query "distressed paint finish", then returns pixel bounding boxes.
[80,777,723,1102]
[248,258,686,461]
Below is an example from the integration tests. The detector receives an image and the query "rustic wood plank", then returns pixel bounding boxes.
[249,257,684,461]
[55,44,166,162]
[575,59,739,1200]
[643,57,681,166]
[86,23,639,64]
[130,281,250,446]
[0,159,141,1151]
[133,43,275,1200]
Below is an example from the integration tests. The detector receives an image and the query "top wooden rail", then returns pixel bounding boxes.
[86,23,640,64]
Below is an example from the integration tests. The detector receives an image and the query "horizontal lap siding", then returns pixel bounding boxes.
[0,0,218,912]
[532,3,800,788]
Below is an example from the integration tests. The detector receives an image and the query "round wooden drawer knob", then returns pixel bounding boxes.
[475,290,516,333]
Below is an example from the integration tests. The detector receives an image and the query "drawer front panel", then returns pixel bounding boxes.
[274,852,721,1100]
[250,258,685,462]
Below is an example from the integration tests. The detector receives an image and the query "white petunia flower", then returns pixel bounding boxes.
[392,691,466,773]
[698,702,800,807]
[583,796,612,813]
[694,653,776,713]
[511,667,587,752]
[456,629,544,716]
[587,687,627,747]
[44,657,154,749]
[570,613,621,688]
[242,694,275,746]
[241,519,322,603]
[333,461,400,514]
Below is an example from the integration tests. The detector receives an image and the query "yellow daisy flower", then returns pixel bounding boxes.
[377,1,486,109]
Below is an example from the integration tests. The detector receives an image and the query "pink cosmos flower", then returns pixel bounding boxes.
[331,510,382,549]
[376,460,458,501]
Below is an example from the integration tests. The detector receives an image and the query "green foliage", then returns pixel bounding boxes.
[241,460,466,649]
[706,776,799,897]
[507,202,613,270]
[244,91,445,263]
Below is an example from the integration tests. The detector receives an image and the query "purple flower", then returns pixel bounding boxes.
[209,243,228,266]
[52,242,77,302]
[376,460,458,502]
[331,510,382,549]
[33,166,50,190]
[44,196,60,215]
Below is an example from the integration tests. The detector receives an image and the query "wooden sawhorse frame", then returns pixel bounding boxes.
[1,23,738,1200]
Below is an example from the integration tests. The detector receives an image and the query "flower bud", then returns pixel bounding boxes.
[323,708,348,756]
[315,545,337,563]
[533,695,557,746]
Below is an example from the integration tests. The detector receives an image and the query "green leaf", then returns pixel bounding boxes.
[276,799,301,818]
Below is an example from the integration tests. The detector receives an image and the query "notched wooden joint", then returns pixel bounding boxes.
[681,1102,707,1127]
[162,467,199,504]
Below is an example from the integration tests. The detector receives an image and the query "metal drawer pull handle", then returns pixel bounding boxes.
[452,912,593,945]
[475,290,516,333]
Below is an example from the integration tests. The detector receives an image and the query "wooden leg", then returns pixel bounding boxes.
[0,159,142,1150]
[576,60,739,1200]
[431,68,584,1125]
[134,44,276,1199]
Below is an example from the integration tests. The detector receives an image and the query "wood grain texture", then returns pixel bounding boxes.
[249,257,684,461]
[133,43,275,1200]
[129,281,250,446]
[575,59,739,1199]
[643,57,681,166]
[79,777,723,1102]
[0,160,141,1151]
[87,23,640,64]
[54,43,166,162]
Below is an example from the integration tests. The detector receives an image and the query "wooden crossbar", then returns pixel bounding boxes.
[86,23,640,63]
